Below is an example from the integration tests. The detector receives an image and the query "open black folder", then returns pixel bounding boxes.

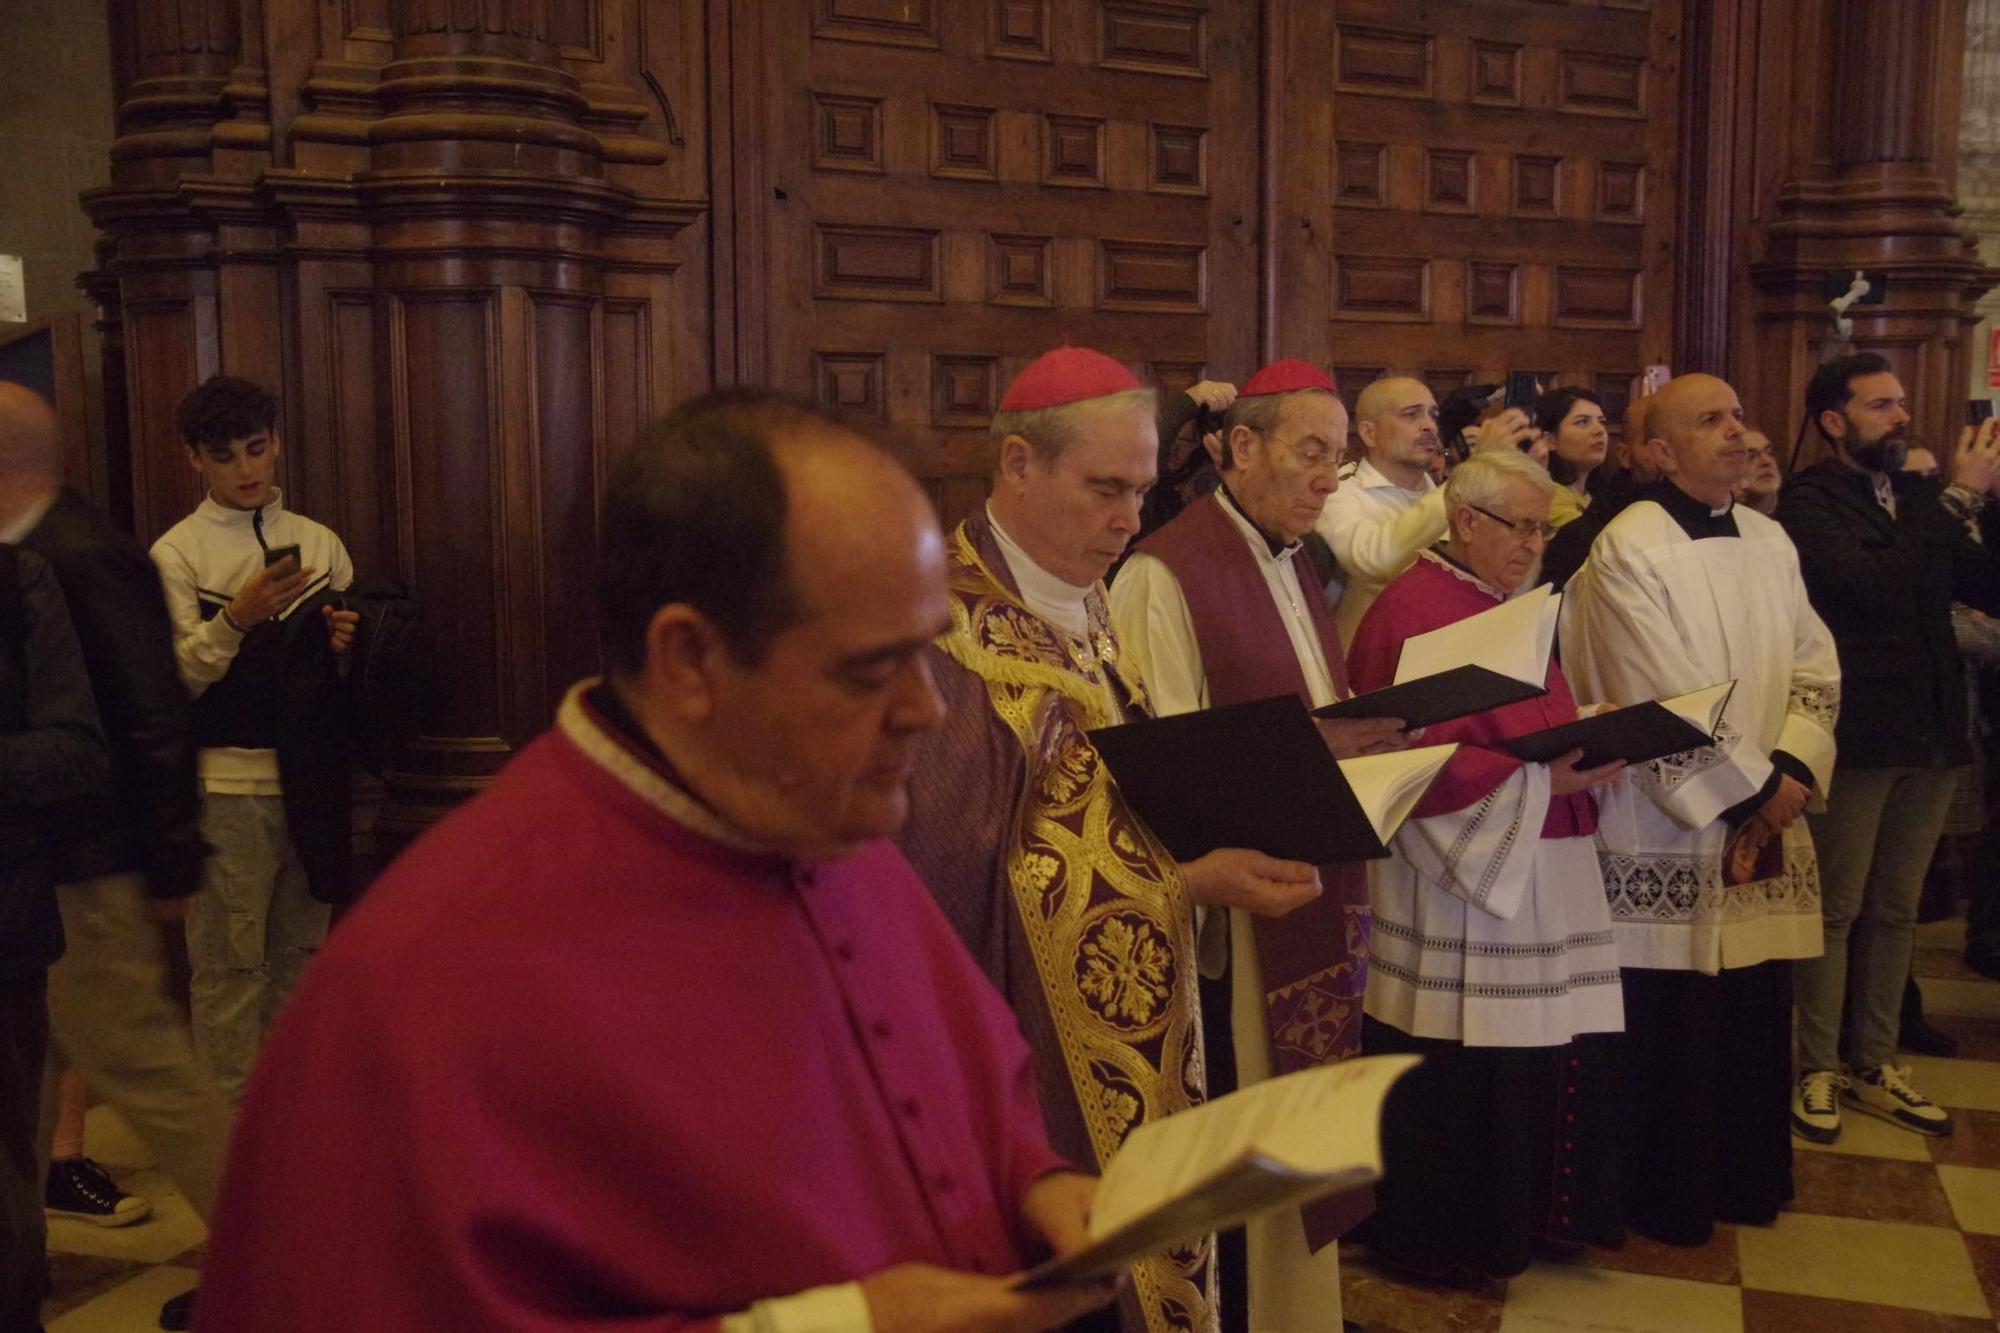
[1316,583,1561,730]
[1087,695,1456,865]
[1500,680,1737,769]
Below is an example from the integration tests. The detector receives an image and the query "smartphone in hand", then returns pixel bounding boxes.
[263,543,302,571]
[1970,399,1995,427]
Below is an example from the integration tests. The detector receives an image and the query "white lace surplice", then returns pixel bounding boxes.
[1366,762,1625,1046]
[1558,501,1841,975]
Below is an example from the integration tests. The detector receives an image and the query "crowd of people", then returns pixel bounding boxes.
[0,344,1994,1333]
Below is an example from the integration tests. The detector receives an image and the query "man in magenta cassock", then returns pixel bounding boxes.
[196,391,1112,1333]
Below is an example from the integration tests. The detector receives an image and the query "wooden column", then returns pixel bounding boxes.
[85,0,711,844]
[1737,0,1997,462]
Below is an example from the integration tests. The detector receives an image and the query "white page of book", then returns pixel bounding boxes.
[1088,1055,1419,1238]
[1393,583,1561,687]
[1658,680,1736,736]
[1335,743,1459,845]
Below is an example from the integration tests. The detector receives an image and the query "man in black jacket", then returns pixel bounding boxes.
[0,388,110,1326]
[1777,354,2000,1148]
[0,385,232,1327]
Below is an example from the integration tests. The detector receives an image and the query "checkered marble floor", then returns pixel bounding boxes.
[46,919,2000,1330]
[1342,918,2000,1332]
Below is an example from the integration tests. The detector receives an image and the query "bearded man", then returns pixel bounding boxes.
[1777,354,2000,1146]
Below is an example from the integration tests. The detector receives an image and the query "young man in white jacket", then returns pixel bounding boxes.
[150,376,359,1110]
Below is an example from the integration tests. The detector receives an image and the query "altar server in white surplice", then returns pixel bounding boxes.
[1559,373,1840,1251]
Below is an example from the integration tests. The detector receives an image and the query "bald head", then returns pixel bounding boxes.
[1352,377,1440,489]
[1643,374,1748,507]
[1354,377,1428,429]
[1644,375,1735,447]
[0,383,60,479]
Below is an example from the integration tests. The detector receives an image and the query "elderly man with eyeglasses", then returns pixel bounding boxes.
[1344,447,1630,1285]
[1109,359,1405,1333]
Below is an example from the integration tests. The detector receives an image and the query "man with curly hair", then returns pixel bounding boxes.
[150,376,360,1109]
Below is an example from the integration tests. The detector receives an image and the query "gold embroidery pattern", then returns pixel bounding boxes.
[937,523,1214,1333]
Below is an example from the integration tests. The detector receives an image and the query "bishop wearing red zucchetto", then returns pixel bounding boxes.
[900,348,1343,1333]
[1108,359,1407,1331]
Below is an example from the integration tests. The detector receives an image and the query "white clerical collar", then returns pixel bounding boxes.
[1215,485,1301,565]
[985,503,1092,638]
[1352,457,1431,497]
[0,493,56,547]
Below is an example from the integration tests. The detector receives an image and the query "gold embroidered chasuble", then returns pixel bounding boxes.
[933,518,1214,1333]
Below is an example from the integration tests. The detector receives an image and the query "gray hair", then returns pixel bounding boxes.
[1442,448,1554,537]
[1219,389,1336,472]
[989,388,1159,466]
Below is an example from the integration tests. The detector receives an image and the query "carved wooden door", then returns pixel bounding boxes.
[1318,0,1683,425]
[732,0,1261,524]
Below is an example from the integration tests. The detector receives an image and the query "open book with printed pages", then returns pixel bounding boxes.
[1315,584,1563,730]
[1499,680,1738,770]
[1088,695,1457,864]
[1017,1055,1421,1290]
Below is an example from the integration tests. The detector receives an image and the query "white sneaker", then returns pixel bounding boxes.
[1845,1063,1955,1136]
[1791,1069,1847,1143]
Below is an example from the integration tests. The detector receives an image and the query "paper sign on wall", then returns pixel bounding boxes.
[0,257,23,324]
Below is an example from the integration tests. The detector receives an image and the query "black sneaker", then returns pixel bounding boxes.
[44,1156,151,1227]
[159,1289,195,1331]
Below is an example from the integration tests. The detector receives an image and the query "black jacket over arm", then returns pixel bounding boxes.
[23,490,206,898]
[1775,460,2000,769]
[0,545,110,980]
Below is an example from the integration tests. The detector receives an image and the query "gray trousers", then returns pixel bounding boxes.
[189,794,328,1104]
[1795,766,1959,1073]
[35,872,230,1224]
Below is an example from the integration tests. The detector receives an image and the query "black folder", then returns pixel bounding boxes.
[1089,696,1404,865]
[1498,686,1734,769]
[1313,666,1548,730]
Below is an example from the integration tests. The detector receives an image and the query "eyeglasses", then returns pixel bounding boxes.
[1468,503,1557,541]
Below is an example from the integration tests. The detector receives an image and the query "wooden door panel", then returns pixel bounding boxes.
[1327,0,1680,393]
[748,0,1255,525]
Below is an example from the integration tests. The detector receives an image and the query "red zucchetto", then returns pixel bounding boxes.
[998,346,1143,412]
[1239,358,1340,399]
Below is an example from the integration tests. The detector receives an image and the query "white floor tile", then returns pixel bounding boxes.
[1917,918,1970,950]
[47,1265,197,1333]
[1937,1164,2000,1235]
[1736,1211,1990,1318]
[1499,1263,1743,1332]
[1896,1053,2000,1112]
[1913,977,2000,1020]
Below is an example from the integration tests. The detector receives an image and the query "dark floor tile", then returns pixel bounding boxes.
[1922,1014,2000,1064]
[1789,1150,1958,1227]
[1742,1288,1994,1332]
[1929,1108,2000,1170]
[1962,1233,2000,1323]
[1342,1255,1506,1333]
[1573,1224,1741,1285]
